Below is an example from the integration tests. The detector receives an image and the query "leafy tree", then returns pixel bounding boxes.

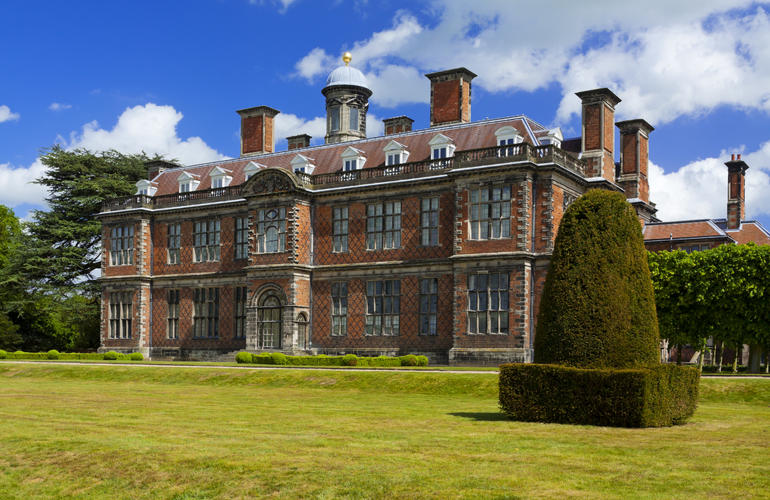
[648,244,770,373]
[534,190,660,368]
[24,146,152,295]
[0,205,23,350]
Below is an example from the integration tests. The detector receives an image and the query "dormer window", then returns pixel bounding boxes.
[340,146,366,174]
[244,161,264,181]
[428,134,455,167]
[540,128,563,149]
[495,126,524,157]
[177,172,200,194]
[495,126,523,147]
[291,154,315,174]
[384,140,409,167]
[135,179,157,197]
[209,166,233,190]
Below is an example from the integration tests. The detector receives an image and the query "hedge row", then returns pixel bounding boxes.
[235,352,428,367]
[0,350,143,361]
[499,363,700,427]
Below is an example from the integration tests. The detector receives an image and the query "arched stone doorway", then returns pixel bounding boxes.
[257,294,282,349]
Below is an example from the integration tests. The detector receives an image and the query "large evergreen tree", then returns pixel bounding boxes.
[534,189,660,368]
[24,146,152,295]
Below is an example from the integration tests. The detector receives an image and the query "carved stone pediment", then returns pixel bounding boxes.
[242,167,299,196]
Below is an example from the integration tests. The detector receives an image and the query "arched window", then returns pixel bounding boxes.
[258,295,282,349]
[296,313,309,350]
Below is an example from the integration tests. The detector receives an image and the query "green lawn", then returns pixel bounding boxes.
[0,363,768,499]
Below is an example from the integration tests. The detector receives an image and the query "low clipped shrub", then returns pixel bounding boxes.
[129,352,143,361]
[416,355,429,367]
[399,354,419,366]
[103,351,119,361]
[235,352,252,364]
[0,349,7,359]
[499,363,700,427]
[46,350,60,360]
[271,352,288,365]
[253,353,274,364]
[342,354,358,366]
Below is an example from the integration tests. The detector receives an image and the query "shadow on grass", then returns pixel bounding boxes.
[449,411,509,421]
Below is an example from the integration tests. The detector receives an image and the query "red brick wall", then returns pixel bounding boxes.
[461,80,471,123]
[241,115,264,154]
[432,80,460,125]
[314,192,454,265]
[311,275,454,352]
[152,216,249,275]
[150,286,246,351]
[621,133,637,174]
[451,269,527,350]
[583,104,601,151]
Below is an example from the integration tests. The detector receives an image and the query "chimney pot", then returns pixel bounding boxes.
[731,153,735,161]
[425,68,477,127]
[383,116,414,135]
[237,106,280,157]
[737,154,741,160]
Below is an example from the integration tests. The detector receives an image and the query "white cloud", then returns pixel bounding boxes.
[0,105,20,123]
[0,160,48,208]
[0,103,226,209]
[49,102,72,111]
[249,0,297,14]
[649,141,770,222]
[273,113,327,145]
[64,103,226,165]
[293,2,770,124]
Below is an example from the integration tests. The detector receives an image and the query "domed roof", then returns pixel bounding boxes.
[324,53,370,92]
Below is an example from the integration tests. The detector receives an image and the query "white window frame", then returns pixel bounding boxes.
[209,166,232,189]
[135,179,157,196]
[177,172,200,194]
[341,146,366,173]
[244,161,264,182]
[291,154,315,175]
[539,128,563,148]
[383,140,409,167]
[428,134,455,167]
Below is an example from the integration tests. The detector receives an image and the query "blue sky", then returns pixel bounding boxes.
[2,0,770,229]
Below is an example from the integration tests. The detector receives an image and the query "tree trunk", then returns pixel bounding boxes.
[732,345,740,373]
[697,339,705,372]
[717,340,725,373]
[748,344,762,373]
[765,350,769,374]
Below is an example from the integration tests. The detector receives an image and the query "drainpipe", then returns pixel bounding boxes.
[529,175,537,358]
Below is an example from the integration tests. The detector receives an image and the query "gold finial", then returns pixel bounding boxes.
[342,52,352,66]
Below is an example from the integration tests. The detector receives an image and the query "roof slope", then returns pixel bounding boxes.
[150,116,548,196]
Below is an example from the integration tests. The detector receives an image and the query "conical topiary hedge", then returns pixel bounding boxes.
[534,189,660,368]
[499,189,699,427]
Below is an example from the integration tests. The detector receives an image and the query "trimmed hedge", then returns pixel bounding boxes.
[0,350,142,361]
[235,352,252,364]
[238,353,426,367]
[534,190,660,369]
[499,363,700,427]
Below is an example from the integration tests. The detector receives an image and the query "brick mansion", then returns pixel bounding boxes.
[98,54,769,364]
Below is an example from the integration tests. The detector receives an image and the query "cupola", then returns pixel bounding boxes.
[322,52,372,145]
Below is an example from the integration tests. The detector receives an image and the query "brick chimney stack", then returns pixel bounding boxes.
[237,106,280,157]
[287,134,311,150]
[426,68,477,127]
[576,88,621,182]
[615,119,654,203]
[383,116,414,135]
[725,154,749,229]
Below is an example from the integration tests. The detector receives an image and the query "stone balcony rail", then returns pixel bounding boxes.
[101,143,585,212]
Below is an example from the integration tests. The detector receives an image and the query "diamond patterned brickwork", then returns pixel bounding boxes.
[311,275,454,354]
[314,192,455,266]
